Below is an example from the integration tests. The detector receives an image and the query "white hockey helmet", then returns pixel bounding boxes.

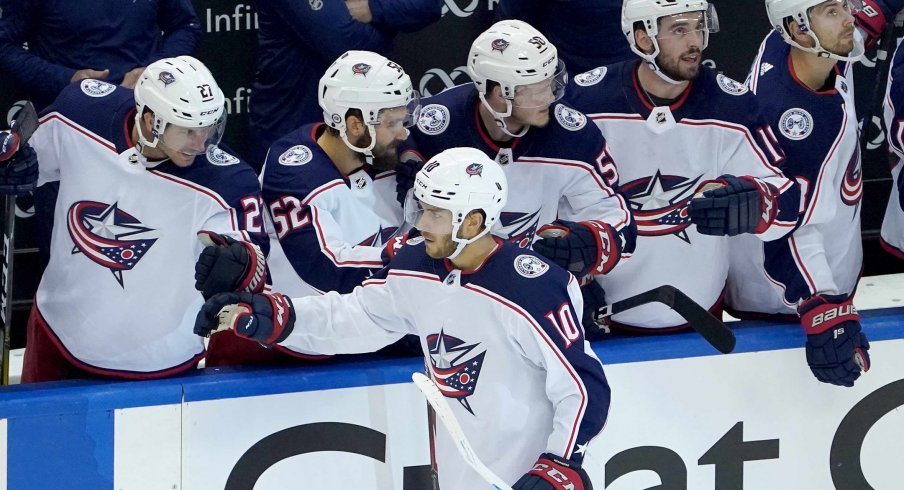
[766,0,864,61]
[405,147,508,260]
[133,56,226,155]
[319,51,420,159]
[622,0,720,83]
[468,20,568,136]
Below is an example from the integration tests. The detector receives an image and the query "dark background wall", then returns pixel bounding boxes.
[0,0,900,348]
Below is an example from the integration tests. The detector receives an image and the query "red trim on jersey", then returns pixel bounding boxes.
[462,282,588,457]
[631,63,693,111]
[310,122,324,142]
[880,237,904,260]
[302,180,345,206]
[443,238,503,274]
[788,235,818,294]
[309,206,385,267]
[802,106,848,225]
[589,114,644,122]
[787,54,840,95]
[31,305,203,380]
[41,113,117,152]
[147,170,239,231]
[123,108,136,148]
[374,171,396,181]
[473,100,523,153]
[387,270,442,282]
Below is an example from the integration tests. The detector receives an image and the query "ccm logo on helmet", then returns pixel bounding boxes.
[200,109,219,116]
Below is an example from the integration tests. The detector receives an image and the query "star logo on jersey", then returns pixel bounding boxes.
[358,226,400,248]
[427,329,487,415]
[67,201,158,287]
[841,147,863,206]
[491,38,510,54]
[499,210,542,248]
[621,171,703,242]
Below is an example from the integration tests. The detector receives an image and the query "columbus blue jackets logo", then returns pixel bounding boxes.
[358,226,400,247]
[514,255,549,278]
[465,163,483,177]
[554,104,587,131]
[80,79,116,98]
[428,329,487,415]
[841,148,863,205]
[206,146,240,165]
[67,201,158,287]
[491,38,510,54]
[158,71,176,86]
[352,63,371,77]
[574,67,607,87]
[278,145,313,166]
[499,210,541,248]
[621,171,703,242]
[716,74,749,96]
[779,108,813,141]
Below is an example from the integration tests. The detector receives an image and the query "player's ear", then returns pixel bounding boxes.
[141,110,155,129]
[462,210,486,237]
[635,27,654,54]
[788,20,812,46]
[346,113,365,138]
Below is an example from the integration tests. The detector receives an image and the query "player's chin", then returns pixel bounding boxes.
[172,153,197,167]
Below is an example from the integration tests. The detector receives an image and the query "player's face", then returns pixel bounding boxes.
[370,106,413,171]
[509,62,567,128]
[411,201,457,258]
[655,12,706,81]
[808,0,857,56]
[158,125,212,167]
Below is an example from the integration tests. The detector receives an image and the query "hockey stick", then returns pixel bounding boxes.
[0,101,38,385]
[412,372,513,490]
[859,16,903,152]
[594,285,736,354]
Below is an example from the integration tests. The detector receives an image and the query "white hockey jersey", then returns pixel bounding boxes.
[726,31,863,315]
[30,80,266,376]
[279,239,610,489]
[881,41,904,260]
[261,123,404,300]
[566,60,798,329]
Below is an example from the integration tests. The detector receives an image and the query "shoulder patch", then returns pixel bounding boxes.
[206,146,240,166]
[778,108,814,141]
[514,254,549,279]
[716,74,748,96]
[417,104,451,135]
[554,104,587,131]
[278,145,313,166]
[574,67,607,87]
[80,79,117,98]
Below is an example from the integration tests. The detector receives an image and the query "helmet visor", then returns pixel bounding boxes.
[404,191,454,235]
[512,60,568,109]
[373,93,422,129]
[655,5,720,42]
[159,112,226,156]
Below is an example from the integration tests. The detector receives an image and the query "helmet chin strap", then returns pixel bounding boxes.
[478,94,529,138]
[647,60,685,85]
[446,224,491,261]
[803,29,865,62]
[340,125,378,165]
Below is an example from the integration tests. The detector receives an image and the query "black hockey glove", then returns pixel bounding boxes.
[534,220,620,277]
[0,138,38,195]
[194,230,265,300]
[194,291,295,345]
[513,453,592,490]
[689,175,778,236]
[799,294,870,387]
[395,154,424,206]
[581,280,610,341]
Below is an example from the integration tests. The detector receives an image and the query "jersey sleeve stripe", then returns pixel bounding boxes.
[309,206,385,268]
[148,170,239,231]
[41,113,117,153]
[789,235,818,295]
[801,107,848,225]
[302,180,345,206]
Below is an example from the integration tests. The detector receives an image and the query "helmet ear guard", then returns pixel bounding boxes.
[406,147,508,260]
[765,0,864,62]
[319,51,420,161]
[133,56,227,155]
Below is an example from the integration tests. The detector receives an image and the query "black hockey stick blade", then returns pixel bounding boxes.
[7,100,38,144]
[604,285,736,354]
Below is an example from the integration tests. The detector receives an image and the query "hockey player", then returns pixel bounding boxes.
[565,0,799,331]
[398,20,636,329]
[19,56,267,382]
[880,11,904,258]
[205,51,419,365]
[195,148,608,490]
[725,0,889,387]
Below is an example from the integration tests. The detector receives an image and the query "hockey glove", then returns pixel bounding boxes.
[0,138,38,195]
[581,280,610,341]
[513,453,593,490]
[534,220,620,277]
[798,294,871,387]
[381,230,421,265]
[194,291,295,345]
[855,0,887,48]
[395,156,424,206]
[689,175,778,236]
[195,231,265,300]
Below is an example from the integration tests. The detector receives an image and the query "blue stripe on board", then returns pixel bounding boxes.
[7,408,114,489]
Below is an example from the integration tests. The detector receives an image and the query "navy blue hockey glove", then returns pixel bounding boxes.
[534,220,620,277]
[0,137,38,195]
[798,294,871,387]
[395,155,424,206]
[195,231,265,300]
[513,453,592,490]
[194,291,295,345]
[689,175,779,236]
[581,280,610,341]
